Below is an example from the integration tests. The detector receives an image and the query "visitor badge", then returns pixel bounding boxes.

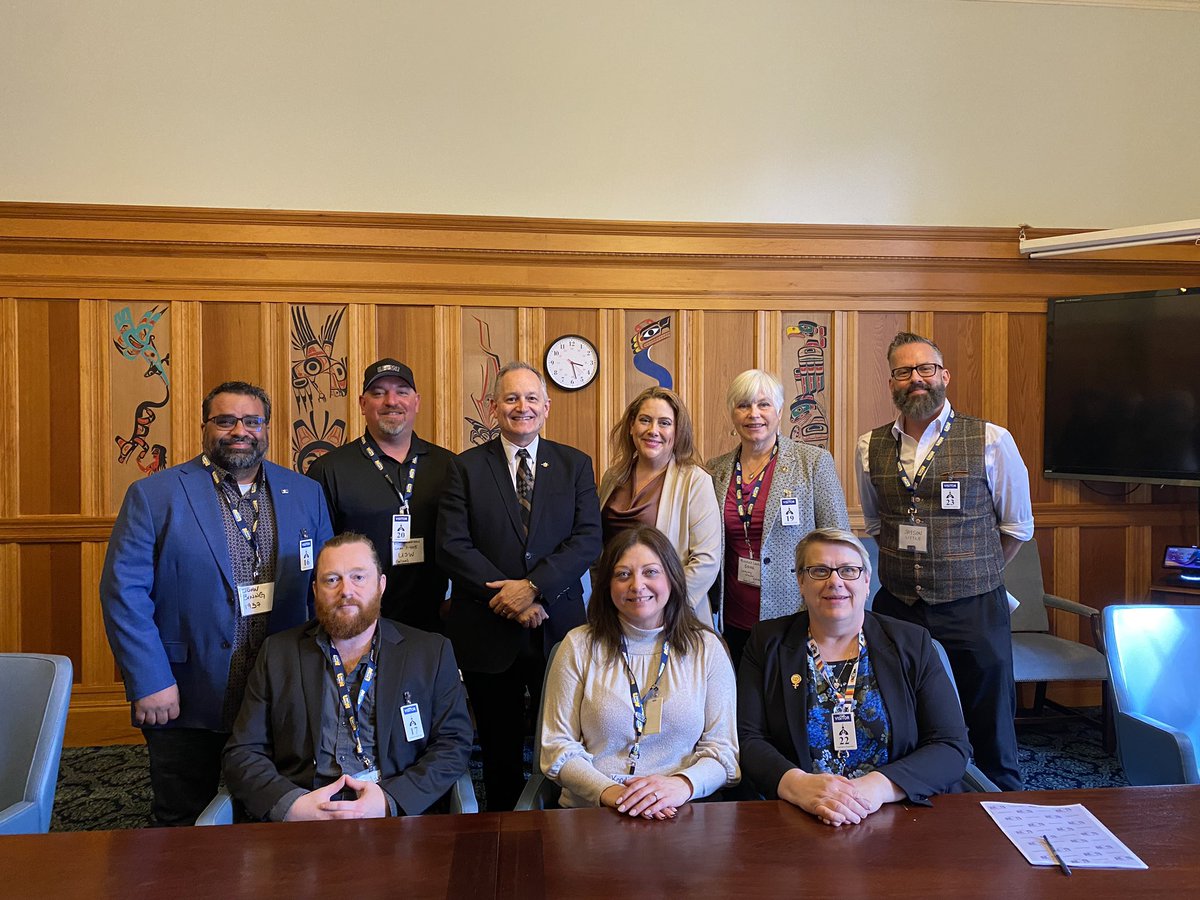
[898,523,928,554]
[348,765,380,784]
[238,581,275,616]
[299,538,314,571]
[392,514,411,543]
[392,536,425,566]
[832,710,858,751]
[941,481,961,510]
[401,702,425,742]
[643,695,664,736]
[779,496,800,526]
[737,556,762,587]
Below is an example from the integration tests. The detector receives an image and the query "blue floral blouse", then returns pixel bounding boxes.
[805,644,892,777]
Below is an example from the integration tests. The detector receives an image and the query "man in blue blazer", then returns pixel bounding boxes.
[438,362,602,810]
[100,381,332,826]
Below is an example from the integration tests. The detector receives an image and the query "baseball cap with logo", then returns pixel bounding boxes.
[361,358,416,393]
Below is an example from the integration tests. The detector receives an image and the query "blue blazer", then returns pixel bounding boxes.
[437,437,602,673]
[100,455,332,730]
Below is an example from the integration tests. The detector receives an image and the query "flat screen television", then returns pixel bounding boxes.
[1044,286,1200,487]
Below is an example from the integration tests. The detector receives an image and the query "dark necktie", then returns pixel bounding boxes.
[516,448,533,531]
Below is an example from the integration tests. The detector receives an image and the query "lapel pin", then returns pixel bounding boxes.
[280,488,289,494]
[541,462,549,468]
[790,674,801,690]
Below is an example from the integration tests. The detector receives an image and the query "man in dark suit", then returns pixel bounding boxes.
[438,361,602,811]
[100,381,333,825]
[223,533,473,820]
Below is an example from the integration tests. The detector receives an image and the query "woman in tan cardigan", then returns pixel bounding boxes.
[597,387,721,627]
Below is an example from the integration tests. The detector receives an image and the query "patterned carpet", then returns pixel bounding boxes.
[50,713,1125,832]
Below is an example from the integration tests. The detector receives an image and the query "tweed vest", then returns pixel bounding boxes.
[867,413,1003,605]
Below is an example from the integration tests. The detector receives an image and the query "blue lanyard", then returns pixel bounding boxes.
[325,629,381,769]
[896,410,954,514]
[620,637,670,775]
[360,435,418,513]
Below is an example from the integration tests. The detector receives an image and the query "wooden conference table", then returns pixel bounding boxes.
[3,786,1196,898]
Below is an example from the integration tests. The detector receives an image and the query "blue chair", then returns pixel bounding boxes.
[197,771,479,824]
[860,535,883,610]
[1103,604,1200,786]
[514,640,564,811]
[0,653,73,834]
[930,639,1001,792]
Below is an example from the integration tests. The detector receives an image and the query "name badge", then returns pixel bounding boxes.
[392,536,425,566]
[898,523,928,554]
[643,695,664,736]
[737,556,762,587]
[348,765,380,784]
[832,709,858,751]
[401,702,425,742]
[391,514,411,543]
[779,496,800,527]
[941,481,961,510]
[237,581,275,616]
[299,538,314,571]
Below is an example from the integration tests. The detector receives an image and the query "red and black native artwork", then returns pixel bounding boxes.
[785,319,830,449]
[113,304,170,474]
[465,316,502,446]
[289,306,349,471]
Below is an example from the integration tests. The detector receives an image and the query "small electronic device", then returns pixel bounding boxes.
[1162,545,1200,582]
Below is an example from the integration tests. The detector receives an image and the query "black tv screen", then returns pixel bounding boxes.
[1044,287,1200,487]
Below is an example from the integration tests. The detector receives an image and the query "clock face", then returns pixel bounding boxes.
[544,334,600,392]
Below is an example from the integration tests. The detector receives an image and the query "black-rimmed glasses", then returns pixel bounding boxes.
[204,415,267,431]
[799,565,865,582]
[890,363,944,381]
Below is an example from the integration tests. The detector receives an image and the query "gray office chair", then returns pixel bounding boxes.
[0,653,74,834]
[1006,541,1109,730]
[929,639,1000,792]
[860,535,882,610]
[197,771,479,824]
[1103,604,1200,786]
[513,640,564,811]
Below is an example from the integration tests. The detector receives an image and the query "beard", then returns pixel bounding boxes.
[892,381,947,421]
[373,413,407,437]
[317,592,382,641]
[205,434,268,474]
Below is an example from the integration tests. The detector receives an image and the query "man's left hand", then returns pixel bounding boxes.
[317,776,390,819]
[516,602,548,629]
[486,578,537,619]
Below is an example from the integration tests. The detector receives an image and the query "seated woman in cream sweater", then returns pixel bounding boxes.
[540,525,740,818]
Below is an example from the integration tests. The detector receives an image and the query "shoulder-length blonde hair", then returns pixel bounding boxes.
[607,386,704,483]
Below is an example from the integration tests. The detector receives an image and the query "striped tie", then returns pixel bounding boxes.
[516,448,533,532]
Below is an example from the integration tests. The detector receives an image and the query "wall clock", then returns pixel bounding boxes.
[544,334,600,391]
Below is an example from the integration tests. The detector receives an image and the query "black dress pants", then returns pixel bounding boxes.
[142,727,231,826]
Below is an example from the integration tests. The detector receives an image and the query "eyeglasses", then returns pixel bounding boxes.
[890,363,944,381]
[800,565,865,582]
[204,415,267,431]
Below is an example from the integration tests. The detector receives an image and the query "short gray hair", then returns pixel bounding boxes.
[794,528,872,585]
[726,369,785,419]
[886,332,943,365]
[491,361,548,400]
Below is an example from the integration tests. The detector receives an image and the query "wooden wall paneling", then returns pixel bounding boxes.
[519,305,543,378]
[287,303,351,473]
[930,312,983,420]
[672,309,692,405]
[376,304,440,447]
[260,303,288,469]
[343,302,374,440]
[1124,526,1153,604]
[543,308,602,469]
[697,309,756,464]
[622,309,678,410]
[1050,526,1082,637]
[169,301,203,473]
[0,299,18,519]
[599,309,626,475]
[19,543,83,673]
[1078,526,1129,615]
[831,311,856,520]
[980,313,1008,426]
[1006,313,1053,505]
[851,312,909,509]
[79,541,116,686]
[201,302,264,401]
[0,544,18,652]
[460,307,516,451]
[755,309,777,374]
[436,306,461,451]
[18,299,82,516]
[79,300,108,517]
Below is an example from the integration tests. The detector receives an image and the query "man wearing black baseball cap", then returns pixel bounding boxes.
[307,359,454,633]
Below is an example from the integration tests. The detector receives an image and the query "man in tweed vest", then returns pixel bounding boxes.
[855,333,1033,791]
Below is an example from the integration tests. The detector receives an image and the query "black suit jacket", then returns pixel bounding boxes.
[437,437,602,672]
[737,611,970,805]
[222,617,473,819]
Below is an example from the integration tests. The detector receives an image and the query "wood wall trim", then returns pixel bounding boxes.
[0,518,115,541]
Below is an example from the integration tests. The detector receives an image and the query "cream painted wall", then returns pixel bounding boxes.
[1,0,1197,227]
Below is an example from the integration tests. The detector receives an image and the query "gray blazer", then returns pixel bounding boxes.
[707,438,850,625]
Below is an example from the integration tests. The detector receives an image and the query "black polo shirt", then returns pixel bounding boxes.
[306,432,453,633]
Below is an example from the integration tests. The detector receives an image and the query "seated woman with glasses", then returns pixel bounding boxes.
[737,528,969,826]
[541,525,740,818]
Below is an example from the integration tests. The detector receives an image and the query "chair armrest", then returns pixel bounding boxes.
[1043,593,1099,618]
[963,764,1001,793]
[195,789,235,826]
[513,773,561,811]
[450,772,478,814]
[0,801,39,835]
[1115,711,1199,786]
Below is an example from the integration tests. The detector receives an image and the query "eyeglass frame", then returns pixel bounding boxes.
[203,414,268,432]
[798,565,865,582]
[889,362,945,381]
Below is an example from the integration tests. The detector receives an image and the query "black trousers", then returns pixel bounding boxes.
[462,644,547,813]
[723,624,752,677]
[142,727,231,826]
[872,584,1023,792]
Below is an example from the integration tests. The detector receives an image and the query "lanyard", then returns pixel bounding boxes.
[733,440,778,558]
[807,631,866,710]
[896,409,954,507]
[620,636,670,775]
[325,628,381,769]
[359,434,419,513]
[201,454,264,579]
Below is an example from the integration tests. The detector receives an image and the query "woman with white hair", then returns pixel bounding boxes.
[706,369,849,669]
